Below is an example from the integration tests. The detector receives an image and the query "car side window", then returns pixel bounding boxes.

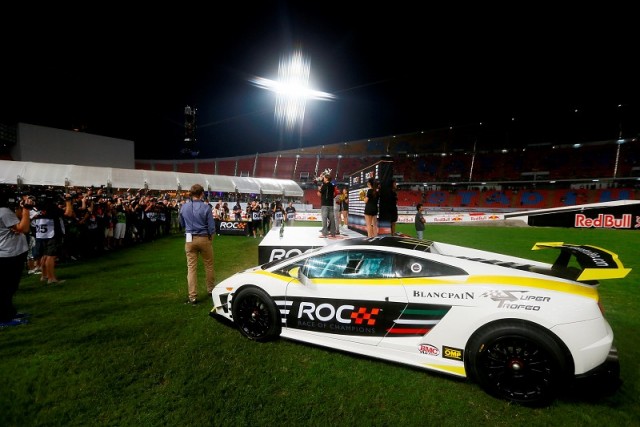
[303,252,349,279]
[342,250,395,279]
[302,250,395,279]
[396,255,467,278]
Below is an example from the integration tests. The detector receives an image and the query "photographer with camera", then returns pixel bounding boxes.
[77,192,99,256]
[33,192,74,284]
[0,188,33,325]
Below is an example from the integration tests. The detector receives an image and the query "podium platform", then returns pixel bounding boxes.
[258,226,363,264]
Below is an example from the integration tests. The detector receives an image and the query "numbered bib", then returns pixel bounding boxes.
[35,218,55,239]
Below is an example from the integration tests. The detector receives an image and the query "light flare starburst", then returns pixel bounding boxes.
[251,50,334,131]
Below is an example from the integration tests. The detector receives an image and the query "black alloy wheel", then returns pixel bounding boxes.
[466,322,569,407]
[231,287,281,342]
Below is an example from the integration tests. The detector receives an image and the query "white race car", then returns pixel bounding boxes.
[210,236,630,406]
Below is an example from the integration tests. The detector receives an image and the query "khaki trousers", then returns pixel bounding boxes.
[185,236,215,301]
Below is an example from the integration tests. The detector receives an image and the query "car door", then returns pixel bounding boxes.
[284,249,408,346]
[379,253,468,350]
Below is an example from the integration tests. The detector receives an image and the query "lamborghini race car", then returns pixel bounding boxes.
[209,235,630,406]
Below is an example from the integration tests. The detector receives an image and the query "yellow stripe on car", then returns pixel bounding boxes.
[463,275,599,299]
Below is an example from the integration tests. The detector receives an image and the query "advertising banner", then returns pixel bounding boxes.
[506,201,640,230]
[217,220,250,236]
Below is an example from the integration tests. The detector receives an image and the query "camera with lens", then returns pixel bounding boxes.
[2,193,21,210]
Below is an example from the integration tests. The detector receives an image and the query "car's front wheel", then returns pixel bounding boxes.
[466,321,570,407]
[231,286,281,342]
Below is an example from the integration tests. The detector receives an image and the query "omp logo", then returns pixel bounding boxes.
[442,346,463,361]
[220,221,246,230]
[298,302,380,325]
[419,344,440,356]
[269,248,315,262]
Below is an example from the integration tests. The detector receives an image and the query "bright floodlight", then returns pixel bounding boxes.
[251,50,334,131]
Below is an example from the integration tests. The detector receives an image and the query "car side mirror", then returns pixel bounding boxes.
[289,266,310,286]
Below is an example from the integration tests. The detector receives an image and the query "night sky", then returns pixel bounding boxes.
[2,3,638,160]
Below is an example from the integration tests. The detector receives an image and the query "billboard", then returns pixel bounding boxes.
[348,158,393,235]
[505,200,640,230]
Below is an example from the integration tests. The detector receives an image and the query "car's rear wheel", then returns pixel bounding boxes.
[466,321,570,407]
[231,286,281,342]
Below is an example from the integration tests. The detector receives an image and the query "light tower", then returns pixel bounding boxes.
[182,105,199,157]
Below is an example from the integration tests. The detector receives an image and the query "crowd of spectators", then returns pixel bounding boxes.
[2,185,185,267]
[2,184,313,272]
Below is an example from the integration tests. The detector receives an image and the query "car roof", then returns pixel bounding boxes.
[329,235,435,253]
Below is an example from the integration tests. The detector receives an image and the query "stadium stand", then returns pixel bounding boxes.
[216,158,236,176]
[176,162,195,173]
[197,161,215,174]
[236,156,255,177]
[303,188,321,207]
[254,155,279,178]
[154,163,173,172]
[273,156,297,179]
[4,119,638,214]
[294,156,320,180]
[128,129,639,209]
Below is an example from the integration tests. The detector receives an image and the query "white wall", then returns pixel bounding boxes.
[11,123,135,169]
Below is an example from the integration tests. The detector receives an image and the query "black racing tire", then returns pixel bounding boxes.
[465,321,571,407]
[231,286,281,342]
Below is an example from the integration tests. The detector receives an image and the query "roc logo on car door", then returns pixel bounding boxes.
[282,298,451,337]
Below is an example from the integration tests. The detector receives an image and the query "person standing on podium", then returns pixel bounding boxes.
[318,173,337,238]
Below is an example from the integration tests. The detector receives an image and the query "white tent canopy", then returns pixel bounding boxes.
[204,175,236,193]
[140,169,179,191]
[0,160,304,197]
[232,176,261,195]
[250,177,283,195]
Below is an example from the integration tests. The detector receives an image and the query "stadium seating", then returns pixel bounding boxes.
[176,162,195,173]
[132,134,639,209]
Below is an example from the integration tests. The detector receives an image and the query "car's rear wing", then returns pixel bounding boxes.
[531,242,631,282]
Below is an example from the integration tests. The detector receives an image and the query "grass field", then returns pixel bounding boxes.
[1,223,639,426]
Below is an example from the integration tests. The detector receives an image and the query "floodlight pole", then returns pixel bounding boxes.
[468,139,477,182]
[298,123,303,149]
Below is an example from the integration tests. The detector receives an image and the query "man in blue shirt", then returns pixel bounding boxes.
[179,184,216,305]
